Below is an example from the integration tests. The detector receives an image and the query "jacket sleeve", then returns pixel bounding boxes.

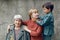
[6,32,10,40]
[36,15,51,26]
[30,26,42,36]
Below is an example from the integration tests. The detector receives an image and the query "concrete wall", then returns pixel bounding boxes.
[0,0,60,40]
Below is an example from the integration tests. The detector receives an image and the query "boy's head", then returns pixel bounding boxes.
[42,2,54,13]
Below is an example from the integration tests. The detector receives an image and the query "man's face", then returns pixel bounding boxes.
[43,7,50,14]
[31,11,39,19]
[14,19,22,27]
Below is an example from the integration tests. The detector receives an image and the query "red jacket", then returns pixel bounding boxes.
[23,20,43,40]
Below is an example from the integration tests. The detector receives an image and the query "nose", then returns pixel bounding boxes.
[36,13,39,16]
[16,21,19,23]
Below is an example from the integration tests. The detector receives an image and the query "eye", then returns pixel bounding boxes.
[34,12,37,13]
[15,19,17,21]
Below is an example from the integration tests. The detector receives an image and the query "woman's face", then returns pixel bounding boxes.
[14,19,22,27]
[31,11,39,19]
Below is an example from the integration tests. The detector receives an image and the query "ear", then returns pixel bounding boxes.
[49,8,51,11]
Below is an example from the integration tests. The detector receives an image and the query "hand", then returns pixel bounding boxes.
[7,24,11,33]
[7,24,13,33]
[23,26,31,33]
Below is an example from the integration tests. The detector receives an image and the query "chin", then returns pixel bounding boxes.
[36,17,39,18]
[36,17,38,19]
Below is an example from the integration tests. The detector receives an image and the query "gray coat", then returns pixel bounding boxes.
[6,24,30,40]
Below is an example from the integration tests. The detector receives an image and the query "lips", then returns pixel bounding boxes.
[36,15,39,17]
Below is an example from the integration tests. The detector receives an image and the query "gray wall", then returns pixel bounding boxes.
[0,0,60,40]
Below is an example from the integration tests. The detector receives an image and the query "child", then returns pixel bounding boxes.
[36,2,54,40]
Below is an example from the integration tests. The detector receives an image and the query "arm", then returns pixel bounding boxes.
[30,26,42,36]
[24,24,42,36]
[7,25,10,33]
[23,26,31,33]
[36,15,51,26]
[7,24,14,33]
[22,21,28,25]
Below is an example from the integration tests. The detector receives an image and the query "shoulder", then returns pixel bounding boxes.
[45,13,52,18]
[20,25,29,33]
[48,12,53,16]
[22,25,27,29]
[26,20,30,22]
[24,20,30,23]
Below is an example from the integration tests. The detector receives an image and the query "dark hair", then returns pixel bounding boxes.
[42,2,54,12]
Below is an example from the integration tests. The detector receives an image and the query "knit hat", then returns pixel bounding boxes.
[14,15,22,20]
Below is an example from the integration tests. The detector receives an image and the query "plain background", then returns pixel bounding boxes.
[0,0,60,40]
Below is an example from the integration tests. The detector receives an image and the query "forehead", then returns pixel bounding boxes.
[43,7,49,10]
[32,9,38,12]
[29,9,38,13]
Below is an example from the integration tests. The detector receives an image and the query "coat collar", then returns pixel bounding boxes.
[17,25,24,40]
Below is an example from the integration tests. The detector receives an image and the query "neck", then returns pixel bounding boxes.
[31,18,37,22]
[15,26,20,30]
[46,12,51,14]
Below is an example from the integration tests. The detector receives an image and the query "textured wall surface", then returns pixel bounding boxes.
[0,0,60,40]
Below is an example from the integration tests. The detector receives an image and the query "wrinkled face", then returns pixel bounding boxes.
[31,11,39,19]
[14,19,22,27]
[43,7,50,14]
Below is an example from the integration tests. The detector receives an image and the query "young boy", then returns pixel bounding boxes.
[36,2,54,40]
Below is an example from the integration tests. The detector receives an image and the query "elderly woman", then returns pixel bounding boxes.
[23,9,43,40]
[6,15,30,40]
